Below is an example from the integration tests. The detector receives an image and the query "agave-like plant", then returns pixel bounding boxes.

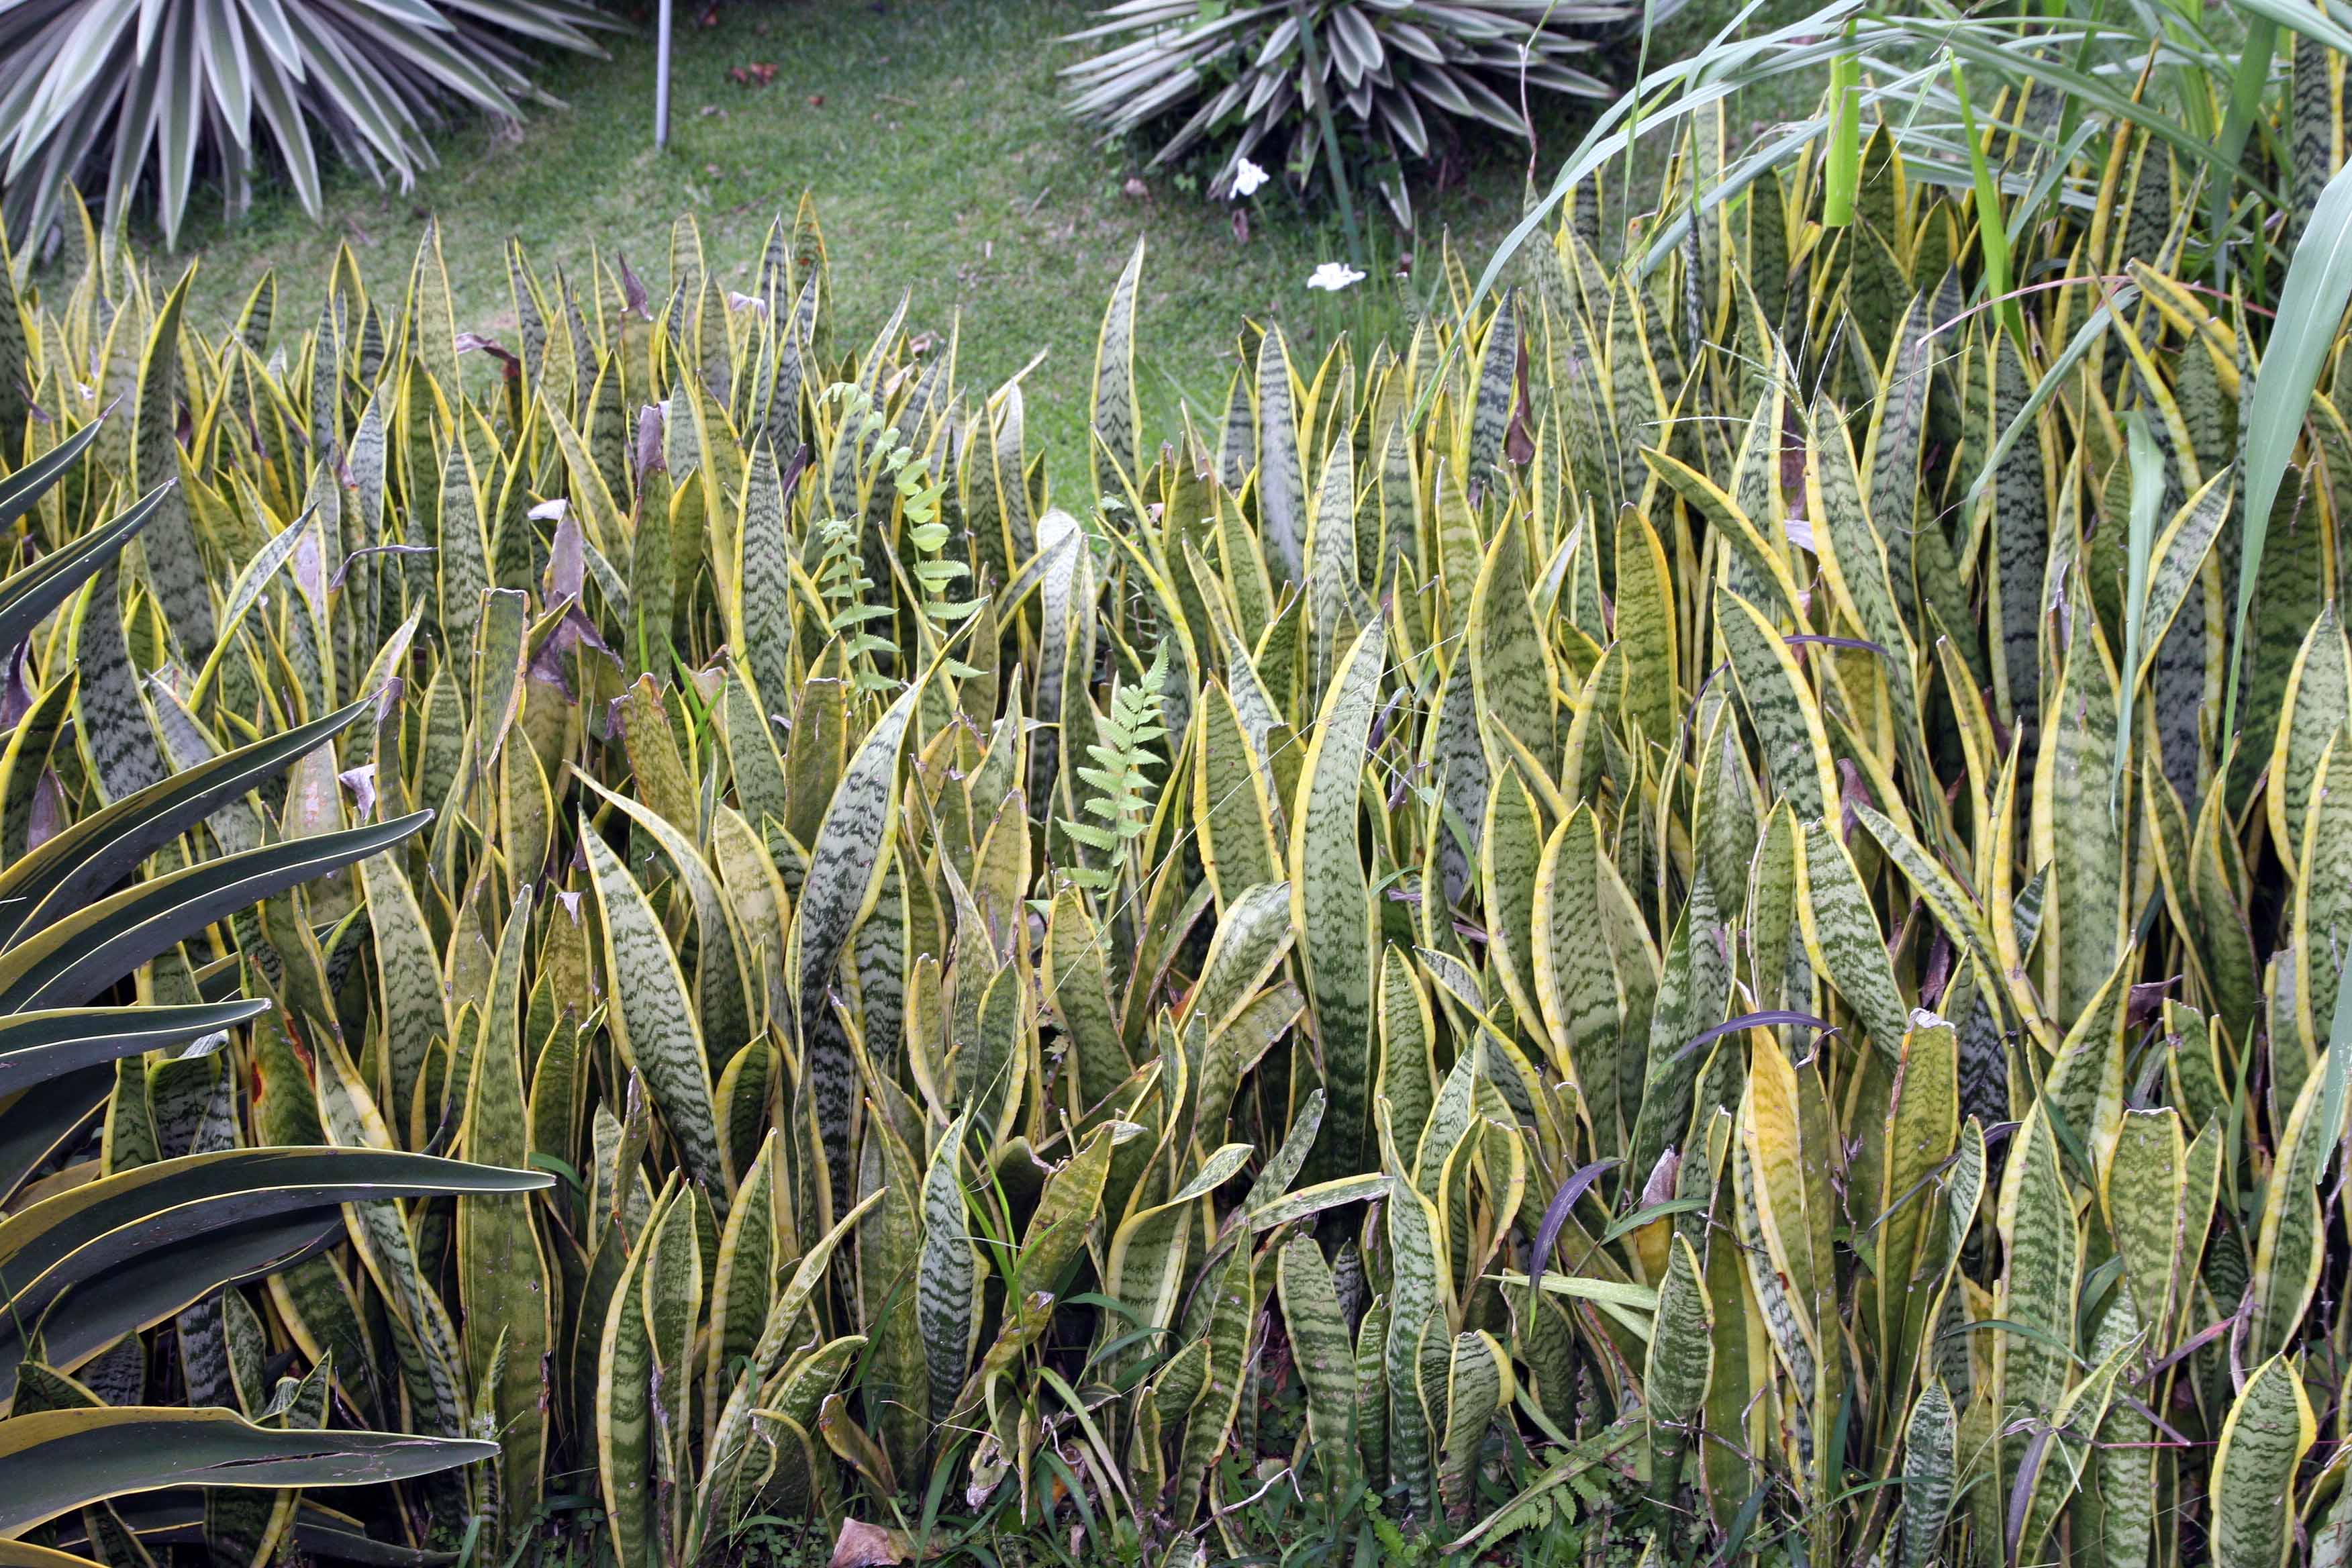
[0,0,616,250]
[0,421,546,1563]
[1059,0,1642,222]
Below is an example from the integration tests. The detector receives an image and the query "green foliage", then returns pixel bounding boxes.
[0,425,519,1565]
[1059,638,1168,893]
[7,25,2352,1561]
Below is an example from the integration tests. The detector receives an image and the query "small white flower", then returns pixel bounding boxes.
[1230,156,1269,197]
[1307,261,1366,292]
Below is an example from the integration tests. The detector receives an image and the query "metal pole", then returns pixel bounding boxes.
[654,0,672,148]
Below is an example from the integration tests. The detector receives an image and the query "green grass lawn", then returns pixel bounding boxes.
[144,0,1804,461]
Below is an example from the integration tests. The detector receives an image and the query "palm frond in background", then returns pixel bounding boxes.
[0,0,617,250]
[1060,0,1652,224]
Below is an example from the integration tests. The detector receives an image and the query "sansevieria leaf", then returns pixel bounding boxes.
[2212,1357,2316,1568]
[1292,622,1385,1182]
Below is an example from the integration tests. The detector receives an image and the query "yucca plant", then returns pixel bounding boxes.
[1060,0,1638,223]
[14,15,2352,1560]
[0,417,550,1567]
[0,0,616,252]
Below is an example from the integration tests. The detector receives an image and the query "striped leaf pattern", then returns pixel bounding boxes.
[4,97,2351,1560]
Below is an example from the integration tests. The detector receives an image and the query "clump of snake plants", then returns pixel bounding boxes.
[7,23,2352,1562]
[0,410,542,1566]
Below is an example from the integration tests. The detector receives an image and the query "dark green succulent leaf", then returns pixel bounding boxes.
[0,1001,267,1100]
[0,415,107,534]
[0,1148,552,1403]
[0,1406,495,1534]
[0,812,430,1012]
[0,694,383,947]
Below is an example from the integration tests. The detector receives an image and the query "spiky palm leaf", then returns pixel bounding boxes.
[1059,0,1643,222]
[0,0,615,249]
